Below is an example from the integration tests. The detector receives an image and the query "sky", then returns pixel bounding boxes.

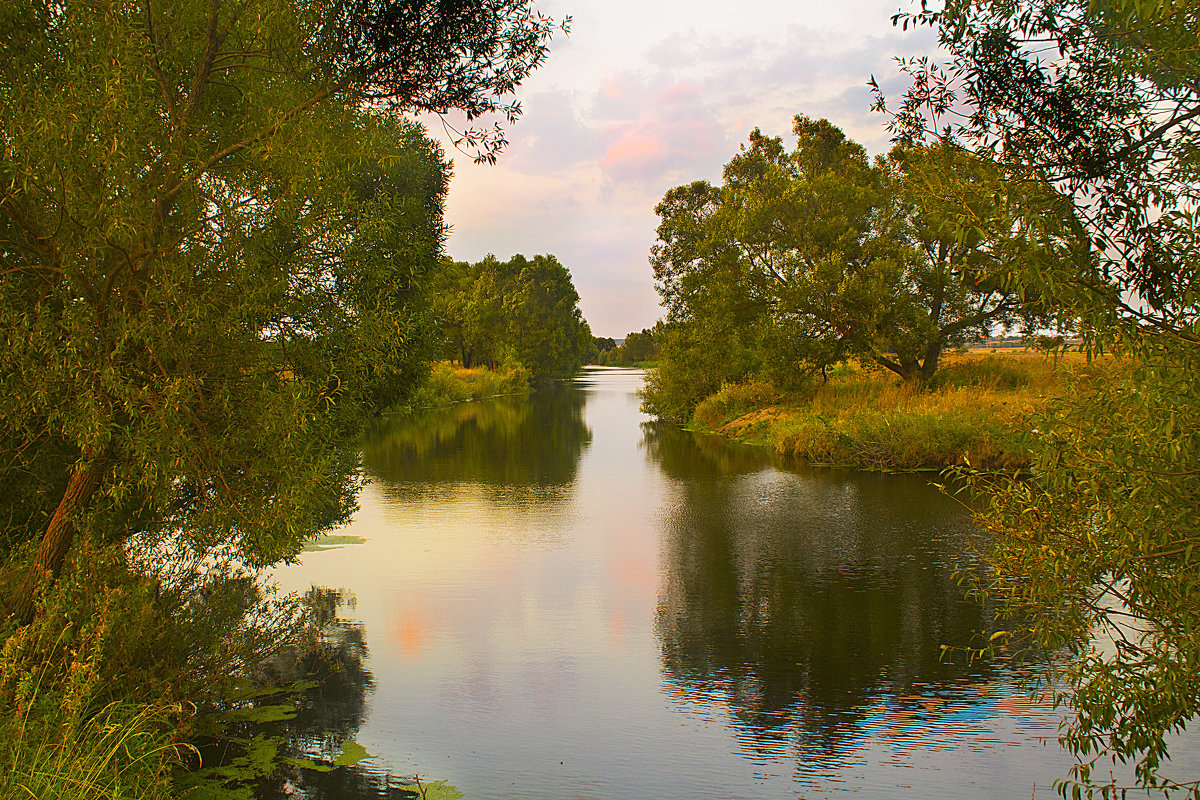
[428,0,941,339]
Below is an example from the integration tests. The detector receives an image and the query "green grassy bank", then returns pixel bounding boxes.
[681,353,1082,471]
[402,362,532,410]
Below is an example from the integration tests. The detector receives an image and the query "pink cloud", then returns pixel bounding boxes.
[655,81,700,104]
[604,131,668,167]
[601,69,623,99]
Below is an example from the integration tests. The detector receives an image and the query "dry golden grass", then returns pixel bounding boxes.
[692,353,1091,471]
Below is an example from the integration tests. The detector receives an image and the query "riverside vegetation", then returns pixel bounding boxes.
[639,0,1200,792]
[0,0,569,797]
[675,352,1071,471]
[3,0,1199,797]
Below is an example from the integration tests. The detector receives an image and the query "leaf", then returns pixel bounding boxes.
[333,740,373,767]
[419,780,466,800]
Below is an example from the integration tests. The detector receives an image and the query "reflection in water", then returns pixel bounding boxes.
[263,589,424,799]
[362,387,590,496]
[269,369,1082,799]
[645,419,1032,771]
[641,419,773,479]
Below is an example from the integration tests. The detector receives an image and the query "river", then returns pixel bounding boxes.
[270,367,1080,799]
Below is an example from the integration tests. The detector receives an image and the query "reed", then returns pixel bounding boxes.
[0,699,178,800]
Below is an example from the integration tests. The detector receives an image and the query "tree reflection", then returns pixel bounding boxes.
[260,588,424,800]
[363,386,590,491]
[641,419,772,479]
[651,448,1003,763]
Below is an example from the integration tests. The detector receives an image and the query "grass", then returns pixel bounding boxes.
[404,361,531,409]
[0,699,178,800]
[689,353,1079,471]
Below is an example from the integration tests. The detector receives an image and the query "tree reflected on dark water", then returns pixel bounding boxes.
[641,419,773,479]
[645,421,1006,764]
[260,588,425,800]
[363,386,590,493]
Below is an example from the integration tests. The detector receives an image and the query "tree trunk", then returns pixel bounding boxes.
[9,453,107,626]
[919,339,945,385]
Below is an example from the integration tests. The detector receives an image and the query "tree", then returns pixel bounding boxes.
[882,0,1200,792]
[645,116,1050,420]
[0,0,562,624]
[591,336,617,363]
[602,328,657,365]
[432,253,594,381]
[875,141,1064,381]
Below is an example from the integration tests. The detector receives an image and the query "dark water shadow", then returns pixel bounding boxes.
[362,386,591,500]
[644,420,1021,769]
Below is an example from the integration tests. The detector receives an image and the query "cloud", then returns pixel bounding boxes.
[591,76,732,188]
[604,131,669,170]
[435,6,946,337]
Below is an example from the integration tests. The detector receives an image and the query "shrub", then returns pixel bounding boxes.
[404,362,531,409]
[693,379,783,428]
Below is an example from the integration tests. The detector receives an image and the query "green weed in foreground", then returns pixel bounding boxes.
[0,699,177,800]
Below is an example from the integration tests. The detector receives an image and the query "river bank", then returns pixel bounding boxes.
[402,362,532,409]
[680,353,1081,471]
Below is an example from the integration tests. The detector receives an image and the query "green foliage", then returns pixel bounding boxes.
[0,543,302,800]
[591,336,617,361]
[404,361,532,409]
[432,254,595,382]
[600,328,659,365]
[0,699,177,800]
[0,0,473,614]
[0,0,564,793]
[693,379,783,429]
[639,319,764,423]
[646,116,1057,422]
[961,348,1200,794]
[885,0,1200,791]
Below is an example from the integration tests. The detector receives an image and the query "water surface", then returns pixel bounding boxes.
[273,367,1080,798]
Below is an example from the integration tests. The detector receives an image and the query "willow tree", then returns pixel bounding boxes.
[883,0,1200,792]
[0,0,562,624]
[645,116,1050,420]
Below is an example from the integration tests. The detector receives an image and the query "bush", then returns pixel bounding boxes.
[404,362,531,409]
[693,379,783,428]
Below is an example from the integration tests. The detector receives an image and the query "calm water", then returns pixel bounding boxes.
[272,367,1081,799]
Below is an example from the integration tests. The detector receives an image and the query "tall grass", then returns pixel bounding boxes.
[403,362,531,409]
[0,547,184,799]
[0,699,178,800]
[692,354,1074,470]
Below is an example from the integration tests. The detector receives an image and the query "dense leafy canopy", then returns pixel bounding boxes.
[644,115,1055,421]
[433,253,595,382]
[882,0,1200,793]
[0,0,559,622]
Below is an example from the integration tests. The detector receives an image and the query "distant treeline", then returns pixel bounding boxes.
[592,327,660,366]
[432,253,596,383]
